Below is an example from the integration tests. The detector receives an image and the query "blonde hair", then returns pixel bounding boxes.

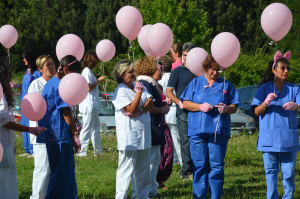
[135,56,156,76]
[36,55,52,69]
[112,59,134,84]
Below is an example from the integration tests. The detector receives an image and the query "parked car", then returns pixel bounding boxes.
[237,84,300,128]
[230,108,257,136]
[12,93,21,124]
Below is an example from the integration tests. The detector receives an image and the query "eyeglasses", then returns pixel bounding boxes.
[279,67,291,71]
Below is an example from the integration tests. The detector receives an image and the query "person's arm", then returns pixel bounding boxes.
[3,122,30,132]
[62,107,76,136]
[182,101,200,112]
[149,106,162,114]
[226,104,238,114]
[140,98,154,114]
[166,88,181,105]
[89,76,106,91]
[254,102,268,116]
[125,92,142,114]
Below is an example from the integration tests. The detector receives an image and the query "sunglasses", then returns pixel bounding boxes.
[279,67,291,71]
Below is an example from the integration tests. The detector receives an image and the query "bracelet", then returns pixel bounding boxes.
[262,103,267,112]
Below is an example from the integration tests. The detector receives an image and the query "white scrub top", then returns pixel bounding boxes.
[112,82,152,151]
[28,77,47,144]
[79,67,100,115]
[158,73,177,124]
[0,94,15,147]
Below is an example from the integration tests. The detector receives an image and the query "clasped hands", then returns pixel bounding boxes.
[200,102,228,114]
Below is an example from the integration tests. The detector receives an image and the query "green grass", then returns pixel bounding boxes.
[14,132,300,198]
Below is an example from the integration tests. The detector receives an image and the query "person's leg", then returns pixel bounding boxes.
[177,113,193,178]
[167,123,182,166]
[90,115,102,156]
[31,144,50,199]
[262,152,280,199]
[116,150,135,199]
[77,114,92,156]
[280,151,297,199]
[21,113,30,154]
[207,134,229,199]
[133,149,151,199]
[148,145,161,197]
[190,134,209,199]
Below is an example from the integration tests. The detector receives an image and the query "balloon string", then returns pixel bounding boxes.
[102,78,109,107]
[128,41,135,65]
[30,122,57,143]
[98,63,104,76]
[6,49,10,63]
[274,41,277,94]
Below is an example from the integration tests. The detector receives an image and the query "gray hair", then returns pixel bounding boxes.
[183,42,196,52]
[112,59,134,84]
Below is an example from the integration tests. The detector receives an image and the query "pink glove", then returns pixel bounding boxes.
[10,82,21,89]
[283,102,298,110]
[124,110,141,117]
[214,103,228,114]
[135,82,144,92]
[178,101,183,109]
[264,93,277,105]
[28,127,47,136]
[162,106,170,115]
[74,119,82,131]
[72,134,81,154]
[200,103,213,112]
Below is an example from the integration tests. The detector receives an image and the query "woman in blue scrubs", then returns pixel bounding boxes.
[251,50,299,199]
[38,55,81,198]
[180,54,240,199]
[20,50,41,156]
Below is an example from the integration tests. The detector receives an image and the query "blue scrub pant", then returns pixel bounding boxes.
[189,133,229,199]
[21,113,33,154]
[46,143,77,199]
[262,151,297,199]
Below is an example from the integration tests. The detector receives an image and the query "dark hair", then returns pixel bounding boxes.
[258,59,289,87]
[0,61,14,107]
[158,55,172,73]
[58,55,81,79]
[183,42,196,52]
[202,54,221,72]
[82,52,100,69]
[171,43,183,57]
[22,50,37,73]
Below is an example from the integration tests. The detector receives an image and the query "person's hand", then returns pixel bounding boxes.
[10,82,21,89]
[28,127,47,136]
[72,133,81,154]
[283,102,298,110]
[200,103,213,112]
[178,101,183,109]
[97,76,107,83]
[124,110,141,117]
[162,106,170,115]
[135,82,144,92]
[74,119,82,131]
[264,93,277,105]
[167,98,172,106]
[214,103,228,114]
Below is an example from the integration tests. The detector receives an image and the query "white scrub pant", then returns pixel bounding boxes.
[167,123,182,166]
[262,151,297,199]
[77,114,102,156]
[115,149,150,199]
[30,144,50,199]
[132,145,161,198]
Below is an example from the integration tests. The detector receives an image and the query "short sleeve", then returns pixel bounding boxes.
[251,86,265,110]
[54,85,70,111]
[32,71,41,81]
[179,79,195,102]
[112,87,134,111]
[82,68,93,84]
[227,82,241,107]
[167,69,179,89]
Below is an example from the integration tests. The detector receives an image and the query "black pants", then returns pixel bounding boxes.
[178,113,193,178]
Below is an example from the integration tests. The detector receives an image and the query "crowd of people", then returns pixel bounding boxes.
[0,42,299,199]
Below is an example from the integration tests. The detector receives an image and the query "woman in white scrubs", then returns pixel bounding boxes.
[28,55,55,199]
[78,52,107,157]
[112,59,154,199]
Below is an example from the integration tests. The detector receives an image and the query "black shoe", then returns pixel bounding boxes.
[150,193,166,198]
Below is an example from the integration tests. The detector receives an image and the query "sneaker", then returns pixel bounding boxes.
[19,153,30,157]
[150,193,166,198]
[27,154,34,158]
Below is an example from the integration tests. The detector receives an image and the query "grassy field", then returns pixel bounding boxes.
[14,132,300,199]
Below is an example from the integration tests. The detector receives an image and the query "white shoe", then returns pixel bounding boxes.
[28,154,34,158]
[19,153,30,157]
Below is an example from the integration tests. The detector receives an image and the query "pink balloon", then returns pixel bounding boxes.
[96,39,116,62]
[0,83,3,103]
[56,34,85,61]
[0,25,18,49]
[138,25,156,56]
[211,32,240,68]
[116,6,143,41]
[0,143,2,163]
[59,73,89,106]
[144,51,154,57]
[186,48,208,77]
[21,93,47,121]
[148,23,174,57]
[261,3,292,42]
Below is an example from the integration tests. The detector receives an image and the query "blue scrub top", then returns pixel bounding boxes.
[251,81,300,152]
[180,75,240,137]
[21,69,41,126]
[37,76,72,145]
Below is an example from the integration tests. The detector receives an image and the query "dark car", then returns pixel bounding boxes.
[237,84,300,128]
